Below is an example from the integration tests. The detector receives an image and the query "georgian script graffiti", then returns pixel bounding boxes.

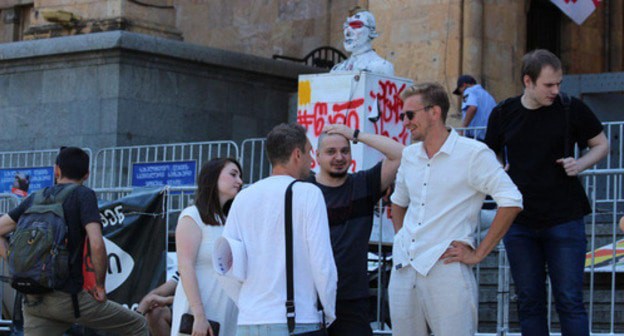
[297,98,364,137]
[368,80,409,145]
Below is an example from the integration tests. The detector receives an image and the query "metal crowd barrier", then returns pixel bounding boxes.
[239,138,270,184]
[90,141,239,202]
[0,148,93,188]
[0,148,93,171]
[0,128,620,334]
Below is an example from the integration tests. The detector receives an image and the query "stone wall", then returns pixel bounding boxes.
[0,31,317,152]
[1,1,621,113]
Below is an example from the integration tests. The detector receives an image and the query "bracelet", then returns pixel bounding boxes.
[352,129,360,144]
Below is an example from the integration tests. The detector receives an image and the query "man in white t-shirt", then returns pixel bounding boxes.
[223,123,337,335]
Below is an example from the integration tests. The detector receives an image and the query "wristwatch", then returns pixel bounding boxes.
[352,129,360,144]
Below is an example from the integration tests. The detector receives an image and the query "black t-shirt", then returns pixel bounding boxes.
[9,183,102,294]
[307,162,382,300]
[485,96,603,229]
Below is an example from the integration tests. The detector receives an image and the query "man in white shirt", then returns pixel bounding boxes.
[223,123,337,335]
[389,82,523,336]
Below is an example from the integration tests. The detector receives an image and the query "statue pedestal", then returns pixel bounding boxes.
[23,0,181,40]
[297,71,413,244]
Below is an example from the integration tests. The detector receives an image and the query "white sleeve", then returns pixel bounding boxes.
[468,147,523,208]
[304,186,337,324]
[390,148,410,207]
[219,197,244,303]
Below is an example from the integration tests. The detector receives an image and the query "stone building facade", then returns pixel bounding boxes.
[1,0,621,124]
[0,1,621,333]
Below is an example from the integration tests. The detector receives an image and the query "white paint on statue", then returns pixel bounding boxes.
[331,10,394,76]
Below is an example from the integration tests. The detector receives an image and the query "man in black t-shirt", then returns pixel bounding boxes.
[308,124,404,336]
[0,147,147,336]
[485,49,609,336]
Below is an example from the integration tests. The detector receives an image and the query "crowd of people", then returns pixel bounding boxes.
[136,48,609,336]
[0,41,613,336]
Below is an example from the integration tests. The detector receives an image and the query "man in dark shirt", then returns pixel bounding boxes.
[0,147,147,336]
[308,124,403,336]
[485,49,609,336]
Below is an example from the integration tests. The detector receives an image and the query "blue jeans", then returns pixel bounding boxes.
[504,218,589,336]
[237,323,322,336]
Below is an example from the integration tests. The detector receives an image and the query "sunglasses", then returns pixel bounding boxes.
[399,105,432,121]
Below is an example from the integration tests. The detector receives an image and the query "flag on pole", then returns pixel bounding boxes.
[550,0,601,25]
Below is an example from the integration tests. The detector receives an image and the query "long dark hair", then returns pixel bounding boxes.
[195,157,242,226]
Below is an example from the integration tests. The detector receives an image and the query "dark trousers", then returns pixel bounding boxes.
[504,218,589,336]
[328,297,372,336]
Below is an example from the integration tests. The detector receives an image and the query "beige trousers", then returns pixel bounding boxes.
[388,259,478,336]
[23,290,147,336]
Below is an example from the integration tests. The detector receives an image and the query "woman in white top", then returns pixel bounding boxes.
[171,158,243,336]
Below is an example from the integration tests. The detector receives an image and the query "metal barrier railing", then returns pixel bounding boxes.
[90,141,239,195]
[239,138,271,184]
[0,148,93,171]
[0,148,93,188]
[0,194,20,216]
[469,169,624,336]
[582,169,623,336]
[0,129,620,333]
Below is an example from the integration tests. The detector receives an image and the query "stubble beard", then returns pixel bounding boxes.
[328,170,348,178]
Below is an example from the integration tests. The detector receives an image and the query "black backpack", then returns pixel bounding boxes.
[8,184,79,294]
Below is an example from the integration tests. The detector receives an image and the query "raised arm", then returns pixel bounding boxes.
[323,124,404,190]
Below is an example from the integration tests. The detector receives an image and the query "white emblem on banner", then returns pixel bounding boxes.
[550,0,600,25]
[103,237,135,293]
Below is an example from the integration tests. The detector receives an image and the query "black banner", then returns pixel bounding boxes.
[98,187,167,310]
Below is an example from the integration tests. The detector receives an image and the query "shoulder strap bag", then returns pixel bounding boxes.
[285,180,328,336]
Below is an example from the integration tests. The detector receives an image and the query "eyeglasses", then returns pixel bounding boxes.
[399,105,432,121]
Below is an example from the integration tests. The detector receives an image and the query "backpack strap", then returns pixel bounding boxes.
[285,180,298,334]
[492,97,516,115]
[25,184,79,217]
[72,293,80,318]
[53,184,82,319]
[48,183,80,207]
[491,97,517,166]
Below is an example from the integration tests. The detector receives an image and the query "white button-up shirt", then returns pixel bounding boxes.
[390,130,522,276]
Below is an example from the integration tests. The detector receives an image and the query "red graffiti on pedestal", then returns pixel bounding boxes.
[369,80,409,145]
[297,98,364,137]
